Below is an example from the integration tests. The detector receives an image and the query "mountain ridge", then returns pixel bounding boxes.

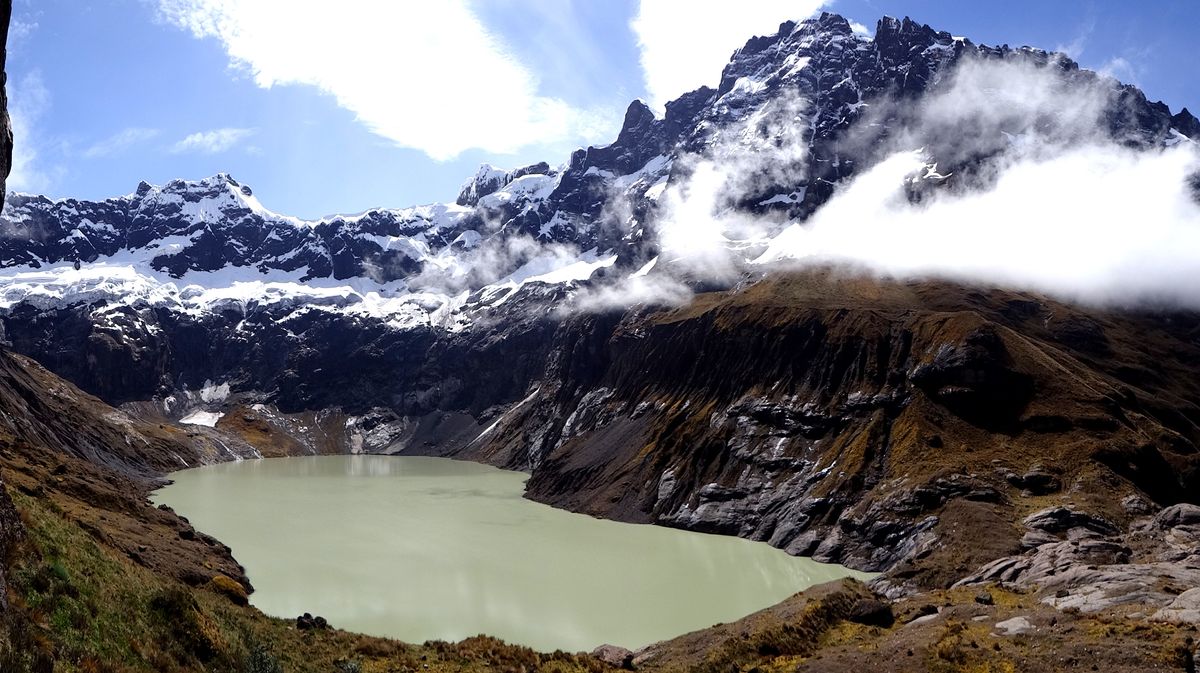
[2,12,1196,288]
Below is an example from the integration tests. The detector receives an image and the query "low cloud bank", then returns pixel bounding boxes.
[758,143,1200,308]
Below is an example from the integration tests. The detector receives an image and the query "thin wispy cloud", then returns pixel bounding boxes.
[848,21,872,37]
[1100,55,1141,85]
[1054,17,1095,59]
[8,18,39,50]
[155,0,615,161]
[82,127,161,159]
[170,127,255,155]
[630,0,826,110]
[7,70,62,193]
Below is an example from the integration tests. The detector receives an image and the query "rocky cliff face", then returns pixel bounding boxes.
[0,347,252,586]
[456,271,1200,590]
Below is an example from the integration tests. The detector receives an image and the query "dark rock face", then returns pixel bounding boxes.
[1154,503,1200,529]
[1023,507,1120,538]
[908,327,1035,431]
[1173,108,1200,139]
[458,274,1200,587]
[0,282,564,408]
[1004,468,1062,495]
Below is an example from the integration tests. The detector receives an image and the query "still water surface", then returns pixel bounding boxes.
[153,455,870,651]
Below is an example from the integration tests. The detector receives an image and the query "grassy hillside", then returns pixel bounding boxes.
[0,487,605,673]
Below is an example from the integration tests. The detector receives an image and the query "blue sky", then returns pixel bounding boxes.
[6,0,1198,219]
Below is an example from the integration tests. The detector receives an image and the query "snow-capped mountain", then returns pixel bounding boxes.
[0,12,1196,406]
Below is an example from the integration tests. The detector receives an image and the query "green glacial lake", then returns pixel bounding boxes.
[152,455,869,651]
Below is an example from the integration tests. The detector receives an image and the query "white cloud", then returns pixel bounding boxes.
[7,70,61,193]
[8,19,39,50]
[82,127,161,159]
[859,55,1112,172]
[756,143,1200,308]
[1099,56,1139,85]
[1054,18,1094,60]
[740,57,1200,309]
[630,0,826,109]
[170,127,255,154]
[652,88,810,278]
[601,55,1200,312]
[155,0,614,160]
[570,271,693,313]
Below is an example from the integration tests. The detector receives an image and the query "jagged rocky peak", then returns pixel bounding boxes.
[563,98,672,178]
[456,161,557,206]
[874,14,960,55]
[1174,107,1200,139]
[145,172,256,200]
[616,99,656,141]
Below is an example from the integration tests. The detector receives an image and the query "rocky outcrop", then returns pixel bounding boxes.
[957,499,1200,622]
